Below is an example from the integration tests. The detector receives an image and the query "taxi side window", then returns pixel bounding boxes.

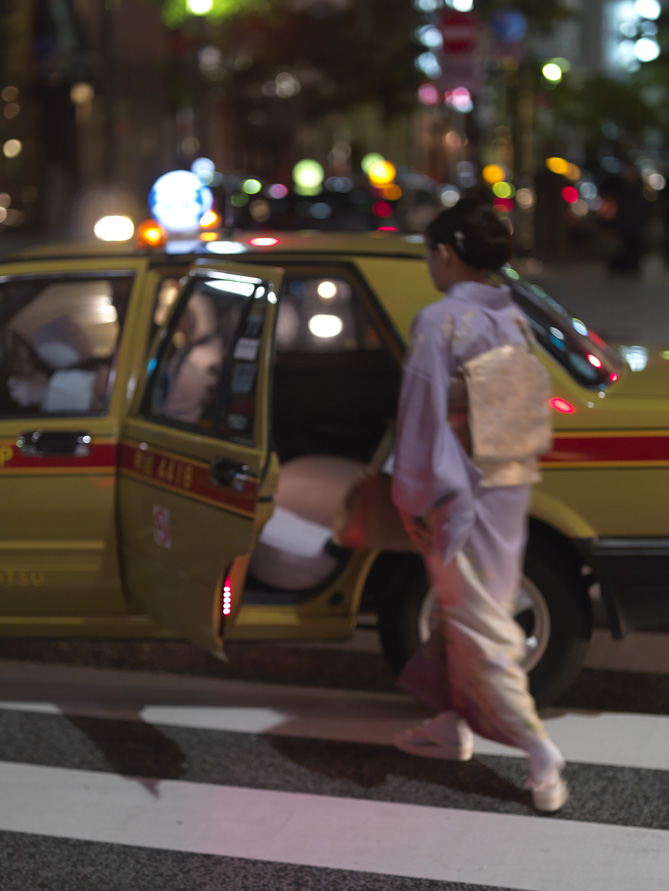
[0,275,132,418]
[141,274,268,445]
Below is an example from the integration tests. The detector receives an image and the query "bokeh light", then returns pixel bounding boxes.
[635,0,661,19]
[372,200,394,218]
[492,181,515,199]
[2,139,22,159]
[440,186,461,207]
[292,159,324,192]
[634,37,660,61]
[267,183,289,199]
[187,0,213,14]
[493,197,513,212]
[361,153,385,174]
[542,63,563,82]
[516,188,536,209]
[242,178,262,194]
[417,83,441,105]
[482,164,506,185]
[444,87,473,113]
[368,161,396,186]
[546,156,569,175]
[317,281,337,299]
[191,157,216,184]
[94,215,135,242]
[562,186,579,203]
[308,314,343,339]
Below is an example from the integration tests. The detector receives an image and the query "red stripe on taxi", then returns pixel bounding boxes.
[119,441,257,515]
[0,439,117,471]
[543,433,669,465]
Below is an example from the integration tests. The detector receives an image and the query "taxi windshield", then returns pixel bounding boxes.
[501,268,624,389]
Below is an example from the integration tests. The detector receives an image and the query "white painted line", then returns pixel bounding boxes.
[1,661,668,771]
[2,762,667,891]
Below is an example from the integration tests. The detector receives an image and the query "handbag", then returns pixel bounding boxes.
[332,426,415,551]
[332,468,414,550]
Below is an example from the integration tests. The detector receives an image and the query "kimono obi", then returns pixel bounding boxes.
[447,344,553,487]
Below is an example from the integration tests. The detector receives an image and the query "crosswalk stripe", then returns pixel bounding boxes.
[1,660,668,772]
[2,761,667,891]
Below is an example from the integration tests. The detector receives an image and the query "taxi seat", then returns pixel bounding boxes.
[249,455,364,591]
[6,316,112,413]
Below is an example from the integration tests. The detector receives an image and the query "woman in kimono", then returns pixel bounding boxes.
[391,199,568,813]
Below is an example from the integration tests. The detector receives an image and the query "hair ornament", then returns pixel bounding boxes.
[453,230,465,249]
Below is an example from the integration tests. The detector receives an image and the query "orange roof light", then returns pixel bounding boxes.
[200,209,221,229]
[136,218,168,249]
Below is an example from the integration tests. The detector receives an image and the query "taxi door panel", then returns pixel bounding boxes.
[0,261,147,618]
[118,262,281,654]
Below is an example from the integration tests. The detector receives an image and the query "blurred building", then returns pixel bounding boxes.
[0,0,665,244]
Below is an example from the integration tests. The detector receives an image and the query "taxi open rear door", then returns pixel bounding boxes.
[118,260,282,655]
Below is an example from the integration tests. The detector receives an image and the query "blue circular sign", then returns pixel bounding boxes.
[149,170,214,233]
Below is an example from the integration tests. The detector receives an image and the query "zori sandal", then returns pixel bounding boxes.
[527,776,569,813]
[394,715,474,761]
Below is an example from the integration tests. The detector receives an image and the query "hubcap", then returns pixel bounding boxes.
[417,575,551,673]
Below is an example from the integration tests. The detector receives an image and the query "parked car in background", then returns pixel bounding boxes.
[0,230,667,706]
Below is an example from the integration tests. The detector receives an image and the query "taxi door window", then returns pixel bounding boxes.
[140,274,268,445]
[0,274,132,418]
[273,272,400,461]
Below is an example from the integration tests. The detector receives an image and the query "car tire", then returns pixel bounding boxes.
[377,542,592,709]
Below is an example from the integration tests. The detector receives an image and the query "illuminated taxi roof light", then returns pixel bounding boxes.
[199,209,220,228]
[95,215,135,242]
[136,219,167,249]
[248,236,280,247]
[550,397,575,414]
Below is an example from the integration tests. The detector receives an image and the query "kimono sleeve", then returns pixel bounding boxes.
[391,312,481,564]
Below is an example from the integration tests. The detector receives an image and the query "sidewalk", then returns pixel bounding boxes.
[519,253,669,345]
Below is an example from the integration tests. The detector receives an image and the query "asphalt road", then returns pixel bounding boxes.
[0,628,667,890]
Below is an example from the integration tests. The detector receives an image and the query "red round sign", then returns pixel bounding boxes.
[439,10,480,55]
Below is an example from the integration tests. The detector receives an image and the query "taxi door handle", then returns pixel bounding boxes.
[210,457,248,492]
[17,431,92,458]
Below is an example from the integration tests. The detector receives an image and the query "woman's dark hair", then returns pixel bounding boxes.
[425,199,512,270]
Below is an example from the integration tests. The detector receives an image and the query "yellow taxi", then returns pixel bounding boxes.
[0,229,666,706]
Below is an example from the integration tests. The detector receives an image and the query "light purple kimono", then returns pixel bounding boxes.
[391,281,548,749]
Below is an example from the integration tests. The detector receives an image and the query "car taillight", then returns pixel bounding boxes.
[550,397,575,414]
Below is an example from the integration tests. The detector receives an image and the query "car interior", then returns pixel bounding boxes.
[244,272,401,603]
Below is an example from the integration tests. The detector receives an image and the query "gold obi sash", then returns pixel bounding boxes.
[448,344,552,487]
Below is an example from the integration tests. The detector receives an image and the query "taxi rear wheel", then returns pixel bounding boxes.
[377,543,592,709]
